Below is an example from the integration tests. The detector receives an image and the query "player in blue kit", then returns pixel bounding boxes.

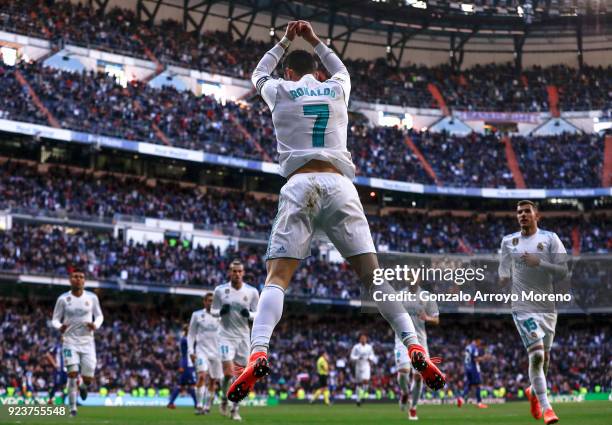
[167,325,197,409]
[45,338,67,405]
[457,339,490,409]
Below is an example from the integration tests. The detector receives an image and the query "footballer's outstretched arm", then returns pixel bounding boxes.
[251,21,299,107]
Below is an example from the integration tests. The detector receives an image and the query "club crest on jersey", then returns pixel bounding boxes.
[537,242,544,251]
[66,297,71,302]
[225,289,230,294]
[243,296,248,302]
[85,301,90,306]
[512,237,519,246]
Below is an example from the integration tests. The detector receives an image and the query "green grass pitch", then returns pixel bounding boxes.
[4,402,611,425]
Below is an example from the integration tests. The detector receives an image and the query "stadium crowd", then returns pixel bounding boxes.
[1,0,611,112]
[2,162,611,256]
[1,299,609,399]
[0,224,362,299]
[511,133,604,189]
[412,131,515,188]
[0,219,610,305]
[0,60,606,188]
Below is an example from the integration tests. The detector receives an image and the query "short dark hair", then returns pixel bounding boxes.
[68,264,85,275]
[517,200,538,211]
[283,50,317,77]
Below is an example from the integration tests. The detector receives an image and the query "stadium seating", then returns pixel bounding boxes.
[2,162,610,258]
[1,299,608,398]
[0,61,606,188]
[0,0,610,112]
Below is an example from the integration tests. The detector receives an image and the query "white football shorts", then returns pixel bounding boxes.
[512,311,557,351]
[355,364,371,382]
[218,337,250,366]
[63,343,96,377]
[266,172,376,260]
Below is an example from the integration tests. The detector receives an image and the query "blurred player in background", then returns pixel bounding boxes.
[167,325,197,409]
[457,338,491,409]
[350,333,375,407]
[310,350,330,405]
[213,260,259,421]
[499,200,568,425]
[51,267,103,417]
[394,283,439,420]
[229,19,444,404]
[44,337,67,405]
[188,292,222,415]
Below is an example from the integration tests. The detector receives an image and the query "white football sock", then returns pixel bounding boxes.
[67,377,77,410]
[529,349,551,411]
[368,280,419,346]
[398,371,410,395]
[411,378,423,408]
[206,385,215,408]
[221,376,232,402]
[196,385,205,408]
[250,284,285,354]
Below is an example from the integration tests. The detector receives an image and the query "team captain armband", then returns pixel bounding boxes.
[255,76,271,95]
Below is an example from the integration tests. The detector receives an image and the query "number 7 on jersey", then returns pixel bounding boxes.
[303,104,330,148]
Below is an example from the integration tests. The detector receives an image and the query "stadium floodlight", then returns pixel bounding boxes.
[461,3,475,13]
[406,0,427,9]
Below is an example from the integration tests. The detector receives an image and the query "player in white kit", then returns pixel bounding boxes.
[212,260,259,421]
[499,200,568,425]
[51,267,103,417]
[228,20,445,403]
[393,284,439,421]
[350,334,375,407]
[188,292,222,415]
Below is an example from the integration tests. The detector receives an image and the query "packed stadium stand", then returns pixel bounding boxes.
[1,1,610,111]
[1,298,609,399]
[0,0,610,413]
[0,60,608,188]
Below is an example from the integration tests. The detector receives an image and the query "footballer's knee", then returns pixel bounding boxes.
[528,349,544,367]
[265,258,299,288]
[413,373,422,382]
[82,376,93,384]
[67,371,78,379]
[346,253,379,285]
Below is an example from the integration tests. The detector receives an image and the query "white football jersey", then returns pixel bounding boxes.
[51,290,103,347]
[212,282,259,340]
[394,287,438,349]
[187,308,220,359]
[499,228,568,312]
[254,43,356,179]
[350,343,375,370]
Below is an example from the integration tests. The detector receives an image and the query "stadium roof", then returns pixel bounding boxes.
[94,0,610,67]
